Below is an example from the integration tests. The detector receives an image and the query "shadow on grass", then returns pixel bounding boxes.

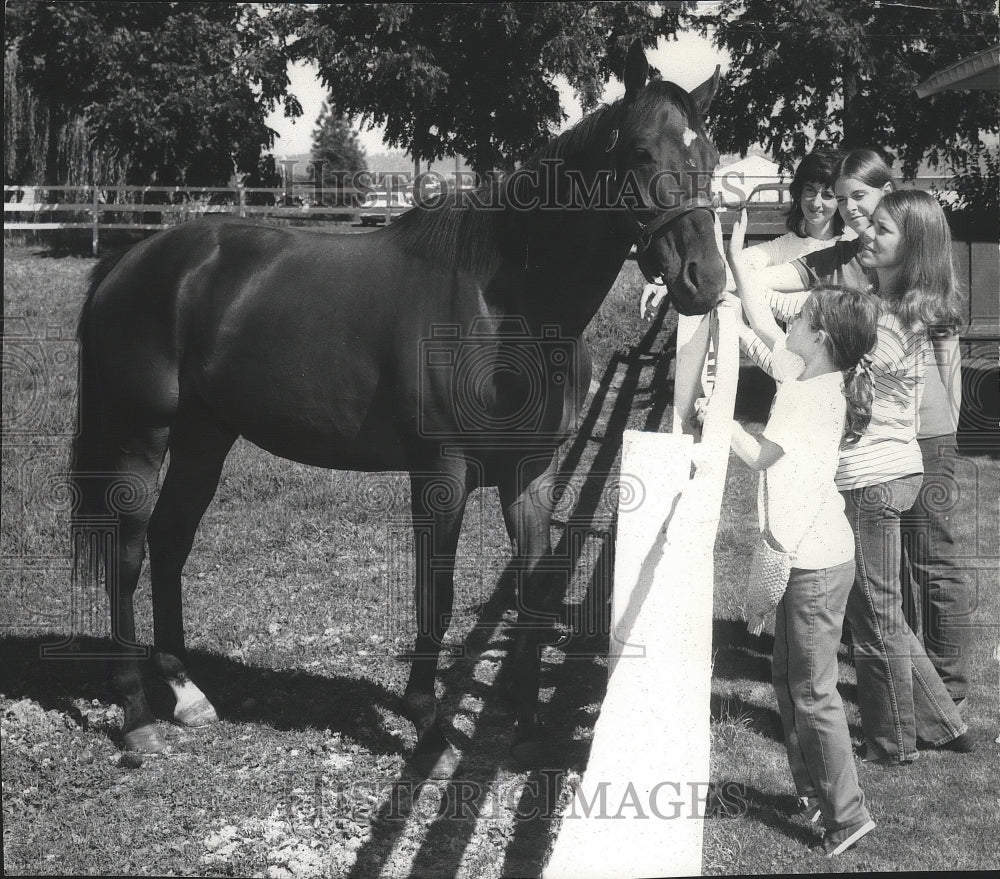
[733,363,776,424]
[710,692,783,744]
[710,781,823,847]
[0,634,406,756]
[345,300,678,879]
[711,619,774,683]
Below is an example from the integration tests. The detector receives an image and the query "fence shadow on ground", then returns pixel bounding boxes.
[342,302,681,879]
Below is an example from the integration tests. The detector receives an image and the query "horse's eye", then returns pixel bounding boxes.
[632,147,653,163]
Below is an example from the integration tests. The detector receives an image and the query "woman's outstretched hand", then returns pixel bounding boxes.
[728,208,748,261]
[640,282,668,320]
[692,396,708,427]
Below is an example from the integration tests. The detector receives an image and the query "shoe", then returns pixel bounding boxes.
[796,796,823,825]
[857,740,914,766]
[936,731,975,753]
[824,818,876,857]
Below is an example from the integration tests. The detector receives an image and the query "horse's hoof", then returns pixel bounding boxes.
[174,697,218,728]
[119,752,145,769]
[123,724,167,754]
[509,738,550,769]
[402,692,436,724]
[408,744,461,779]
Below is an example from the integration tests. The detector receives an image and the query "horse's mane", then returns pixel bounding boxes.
[383,80,699,278]
[382,175,512,278]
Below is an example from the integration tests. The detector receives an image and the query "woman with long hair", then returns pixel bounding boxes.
[836,188,969,764]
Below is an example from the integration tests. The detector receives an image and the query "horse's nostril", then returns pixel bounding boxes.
[685,260,700,293]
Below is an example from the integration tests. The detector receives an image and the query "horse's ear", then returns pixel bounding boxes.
[690,65,721,115]
[623,41,649,101]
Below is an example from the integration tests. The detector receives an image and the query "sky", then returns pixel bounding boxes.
[265,30,730,159]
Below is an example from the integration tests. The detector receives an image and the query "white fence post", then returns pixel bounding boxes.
[545,306,739,879]
[91,187,100,257]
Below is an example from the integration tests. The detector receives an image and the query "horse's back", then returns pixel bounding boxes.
[84,218,487,469]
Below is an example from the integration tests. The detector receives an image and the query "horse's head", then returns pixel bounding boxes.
[611,44,726,316]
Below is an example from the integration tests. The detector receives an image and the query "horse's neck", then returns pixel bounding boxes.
[478,105,633,333]
[498,204,633,338]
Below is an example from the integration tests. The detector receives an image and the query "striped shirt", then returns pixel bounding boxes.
[737,290,811,376]
[835,310,930,490]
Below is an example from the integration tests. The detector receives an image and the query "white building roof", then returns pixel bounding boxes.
[916,45,1000,97]
[713,154,786,205]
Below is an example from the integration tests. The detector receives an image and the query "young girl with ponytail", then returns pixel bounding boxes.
[715,210,881,856]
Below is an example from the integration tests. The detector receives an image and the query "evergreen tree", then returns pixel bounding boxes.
[310,103,368,173]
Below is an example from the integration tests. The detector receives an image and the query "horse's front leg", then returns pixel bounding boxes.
[498,453,562,761]
[402,468,468,776]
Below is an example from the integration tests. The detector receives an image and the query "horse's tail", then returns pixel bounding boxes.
[69,251,128,581]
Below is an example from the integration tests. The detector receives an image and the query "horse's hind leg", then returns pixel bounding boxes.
[147,404,236,728]
[101,428,169,753]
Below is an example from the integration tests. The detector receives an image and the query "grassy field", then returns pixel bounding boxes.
[2,238,998,877]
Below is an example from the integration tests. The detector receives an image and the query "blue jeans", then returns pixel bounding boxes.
[842,475,968,763]
[900,434,973,702]
[773,561,871,833]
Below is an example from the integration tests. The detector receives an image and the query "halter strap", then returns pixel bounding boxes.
[623,194,716,255]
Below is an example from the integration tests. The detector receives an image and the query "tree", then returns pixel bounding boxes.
[4,1,301,185]
[291,2,699,174]
[691,0,999,180]
[4,46,52,185]
[311,103,368,173]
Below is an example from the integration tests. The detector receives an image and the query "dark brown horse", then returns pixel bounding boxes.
[69,44,725,770]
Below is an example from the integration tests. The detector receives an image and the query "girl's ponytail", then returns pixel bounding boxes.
[804,285,880,445]
[842,357,874,445]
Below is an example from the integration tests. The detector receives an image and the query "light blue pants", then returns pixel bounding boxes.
[773,560,871,833]
[901,434,973,702]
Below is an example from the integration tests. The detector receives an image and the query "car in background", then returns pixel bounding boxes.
[716,182,792,237]
[359,191,413,226]
[744,182,791,210]
[742,182,791,232]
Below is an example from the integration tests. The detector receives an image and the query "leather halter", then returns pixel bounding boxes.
[622,194,716,256]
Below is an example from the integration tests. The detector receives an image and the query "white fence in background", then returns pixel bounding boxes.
[3,184,408,255]
[545,306,739,879]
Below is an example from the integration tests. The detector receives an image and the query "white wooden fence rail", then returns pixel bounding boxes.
[4,184,406,255]
[545,306,739,879]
